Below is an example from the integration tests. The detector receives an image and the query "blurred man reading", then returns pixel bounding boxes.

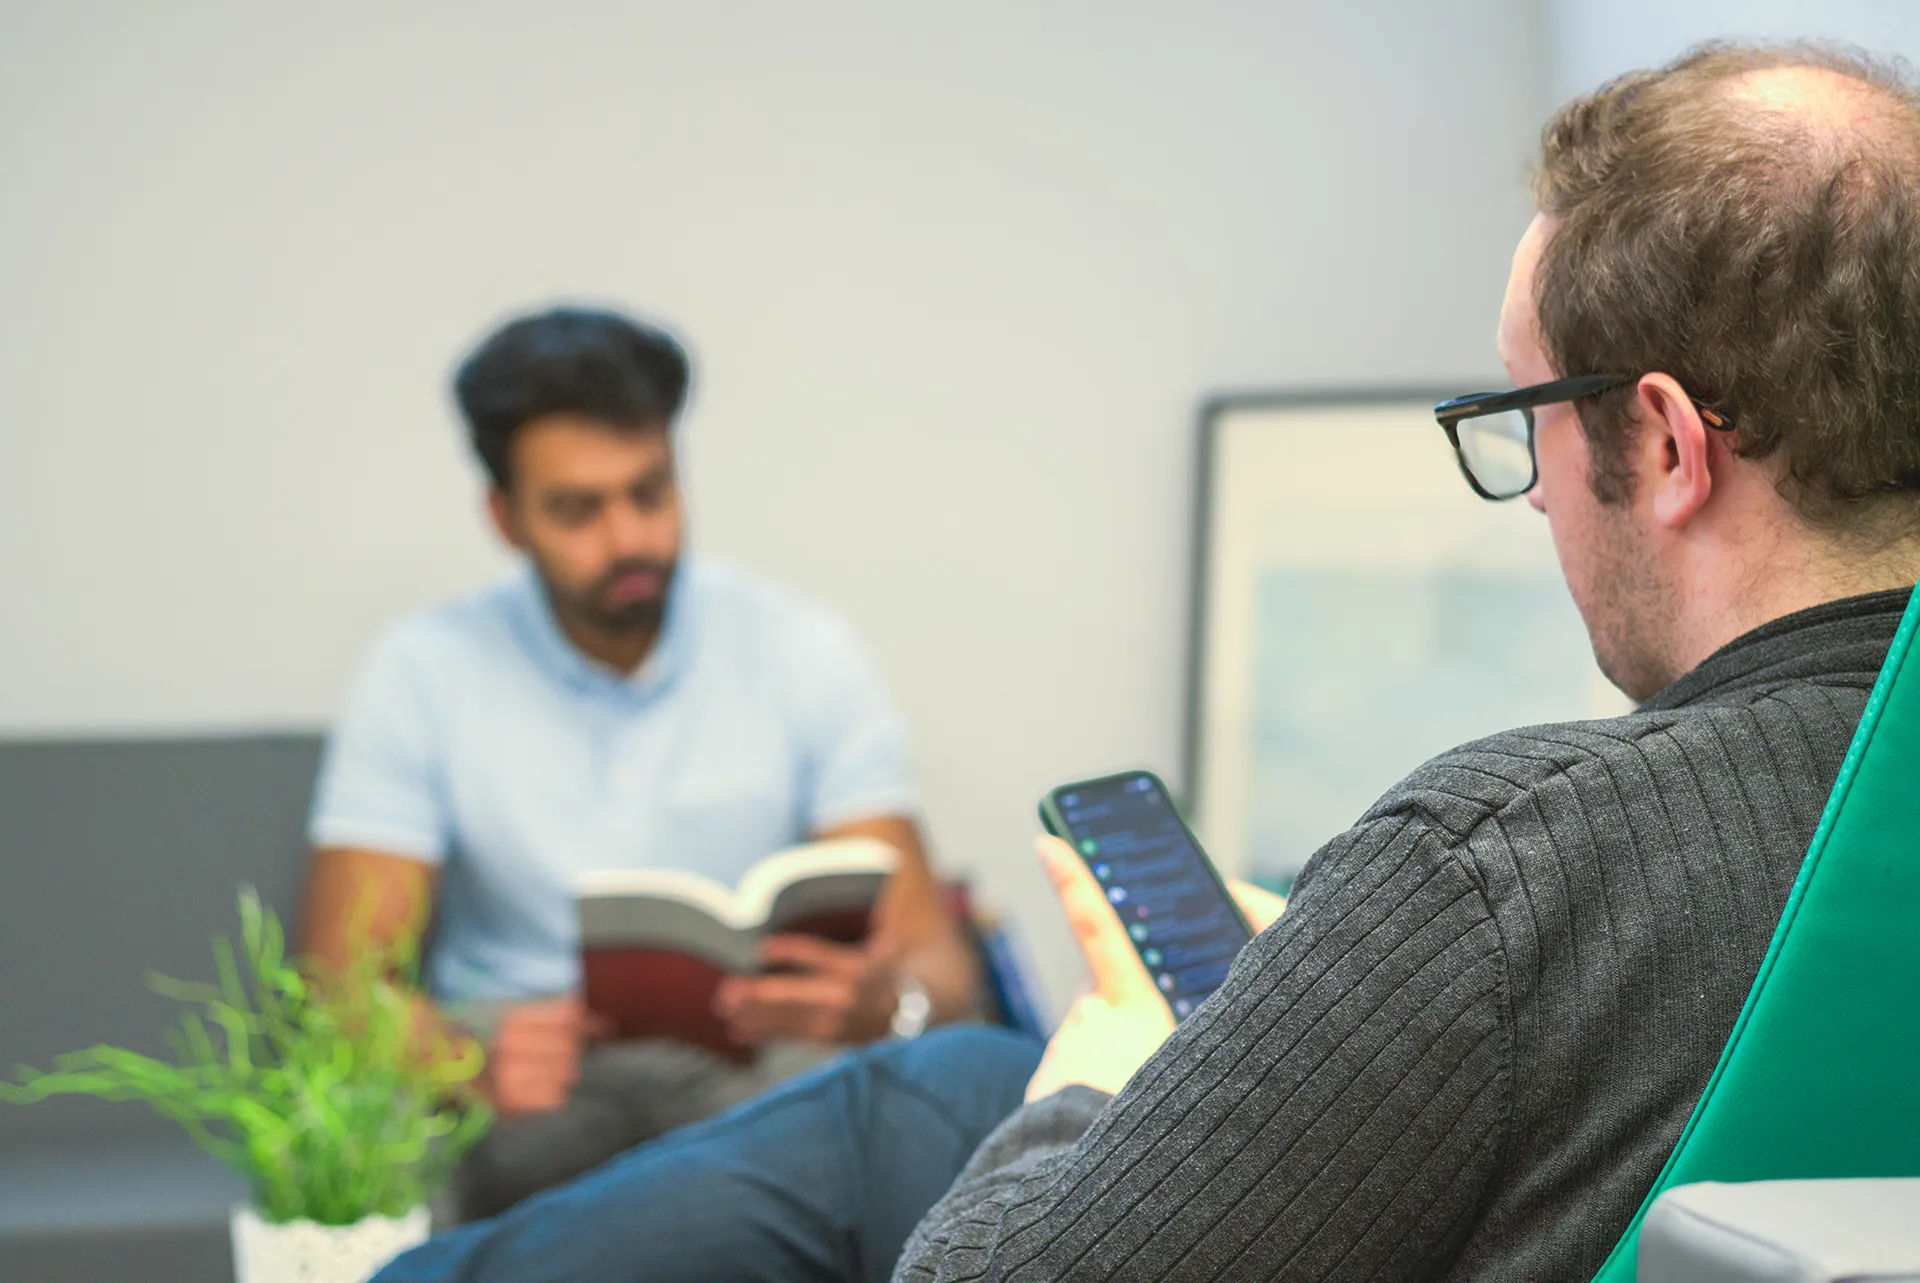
[302,307,979,1218]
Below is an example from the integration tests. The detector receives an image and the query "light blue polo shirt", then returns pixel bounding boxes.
[308,560,917,1002]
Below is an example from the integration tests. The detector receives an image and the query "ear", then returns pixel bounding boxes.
[486,486,525,551]
[1635,374,1715,529]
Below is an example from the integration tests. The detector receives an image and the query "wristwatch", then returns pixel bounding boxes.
[889,972,933,1040]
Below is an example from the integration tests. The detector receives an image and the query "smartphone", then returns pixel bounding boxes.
[1039,769,1252,1020]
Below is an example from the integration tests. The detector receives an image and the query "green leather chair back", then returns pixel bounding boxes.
[1593,587,1920,1281]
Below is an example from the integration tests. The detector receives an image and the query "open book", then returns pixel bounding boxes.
[575,838,898,1060]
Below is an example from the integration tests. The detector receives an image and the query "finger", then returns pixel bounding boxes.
[499,1044,579,1083]
[582,1009,617,1040]
[724,999,836,1044]
[726,973,850,1013]
[1227,878,1288,934]
[501,1084,568,1114]
[495,1065,575,1113]
[495,1022,583,1056]
[756,934,866,975]
[722,976,852,1042]
[1036,836,1158,1005]
[501,997,583,1035]
[490,1051,581,1086]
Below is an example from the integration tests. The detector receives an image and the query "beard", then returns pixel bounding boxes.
[555,556,678,636]
[1580,506,1680,703]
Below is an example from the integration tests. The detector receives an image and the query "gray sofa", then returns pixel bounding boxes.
[0,734,321,1283]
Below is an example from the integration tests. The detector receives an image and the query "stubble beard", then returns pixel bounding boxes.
[546,557,678,640]
[1584,505,1680,705]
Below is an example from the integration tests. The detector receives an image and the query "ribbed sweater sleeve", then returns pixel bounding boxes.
[895,811,1512,1282]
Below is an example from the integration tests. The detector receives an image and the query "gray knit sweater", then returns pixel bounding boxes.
[897,589,1911,1283]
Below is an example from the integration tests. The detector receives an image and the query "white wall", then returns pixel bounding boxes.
[0,1,1541,1009]
[1545,0,1920,106]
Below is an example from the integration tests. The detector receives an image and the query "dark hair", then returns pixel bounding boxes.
[1534,41,1920,533]
[453,306,692,488]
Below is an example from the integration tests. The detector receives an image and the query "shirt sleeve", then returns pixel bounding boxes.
[307,624,451,862]
[894,812,1512,1283]
[791,611,918,831]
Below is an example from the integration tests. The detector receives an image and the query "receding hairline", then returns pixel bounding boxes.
[1712,60,1920,171]
[1527,39,1920,529]
[1534,41,1920,216]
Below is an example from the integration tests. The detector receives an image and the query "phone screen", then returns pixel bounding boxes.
[1042,771,1252,1019]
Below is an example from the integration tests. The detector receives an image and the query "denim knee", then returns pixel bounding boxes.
[867,1025,1043,1134]
[885,1024,1043,1076]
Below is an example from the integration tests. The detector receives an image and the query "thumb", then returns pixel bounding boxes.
[1037,836,1158,1006]
[757,933,863,975]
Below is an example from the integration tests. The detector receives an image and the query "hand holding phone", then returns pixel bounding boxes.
[1039,770,1252,1022]
[1024,834,1180,1102]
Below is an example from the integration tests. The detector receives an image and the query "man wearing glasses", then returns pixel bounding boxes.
[380,40,1920,1283]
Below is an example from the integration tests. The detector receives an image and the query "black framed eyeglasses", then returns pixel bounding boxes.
[1434,375,1732,501]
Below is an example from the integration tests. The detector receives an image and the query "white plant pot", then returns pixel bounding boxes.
[231,1203,431,1283]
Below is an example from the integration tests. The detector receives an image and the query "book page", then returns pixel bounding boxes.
[733,837,898,922]
[573,836,899,932]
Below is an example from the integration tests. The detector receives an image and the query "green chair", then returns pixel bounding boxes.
[1593,586,1920,1281]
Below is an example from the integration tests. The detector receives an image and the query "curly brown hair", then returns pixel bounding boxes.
[1533,41,1920,536]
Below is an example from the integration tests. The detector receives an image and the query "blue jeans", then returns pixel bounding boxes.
[376,1026,1042,1283]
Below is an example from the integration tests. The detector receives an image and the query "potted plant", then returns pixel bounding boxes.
[1,889,490,1283]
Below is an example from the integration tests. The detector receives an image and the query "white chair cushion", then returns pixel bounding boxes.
[1639,1179,1920,1283]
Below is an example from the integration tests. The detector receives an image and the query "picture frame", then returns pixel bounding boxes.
[1181,389,1627,887]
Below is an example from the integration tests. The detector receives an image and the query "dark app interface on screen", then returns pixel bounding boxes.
[1053,774,1250,1018]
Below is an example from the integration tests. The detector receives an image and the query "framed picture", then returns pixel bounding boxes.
[1182,390,1627,888]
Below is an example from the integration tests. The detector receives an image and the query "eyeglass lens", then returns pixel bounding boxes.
[1458,408,1534,498]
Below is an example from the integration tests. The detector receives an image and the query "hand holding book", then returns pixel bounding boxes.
[465,994,621,1116]
[574,838,900,1060]
[712,933,903,1045]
